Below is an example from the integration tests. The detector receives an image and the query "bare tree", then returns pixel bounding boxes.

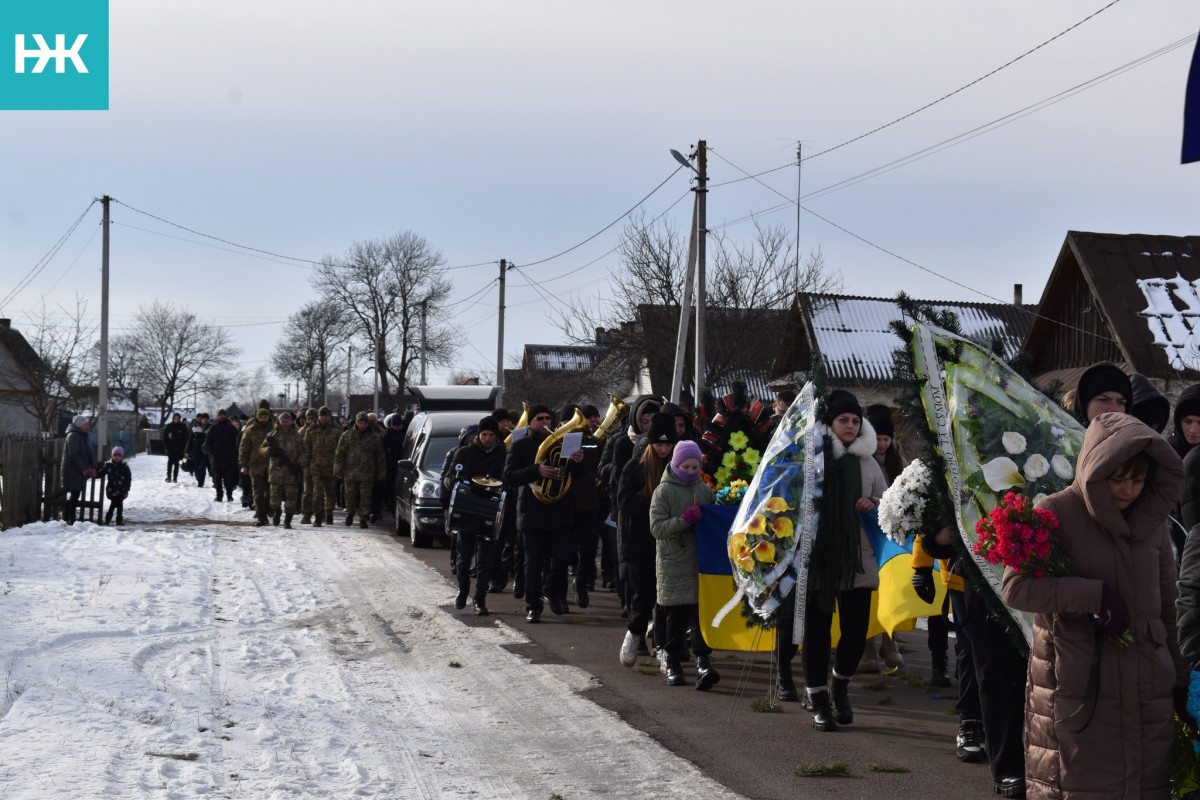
[124,301,240,424]
[312,231,459,404]
[271,301,354,406]
[0,296,97,433]
[552,212,841,393]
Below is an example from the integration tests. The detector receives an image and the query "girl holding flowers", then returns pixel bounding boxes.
[1002,412,1187,799]
[802,390,888,731]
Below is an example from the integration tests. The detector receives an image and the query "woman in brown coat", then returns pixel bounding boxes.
[1002,412,1188,799]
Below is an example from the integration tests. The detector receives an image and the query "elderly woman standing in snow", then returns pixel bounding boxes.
[61,414,97,525]
[1002,413,1188,799]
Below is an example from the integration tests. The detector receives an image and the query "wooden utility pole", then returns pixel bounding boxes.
[97,195,110,458]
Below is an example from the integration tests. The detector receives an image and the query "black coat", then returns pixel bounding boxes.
[1178,523,1200,670]
[205,419,240,467]
[186,424,209,461]
[98,459,131,499]
[163,421,189,457]
[616,455,656,564]
[503,429,575,533]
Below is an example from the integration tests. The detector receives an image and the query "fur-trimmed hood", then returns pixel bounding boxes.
[824,417,878,461]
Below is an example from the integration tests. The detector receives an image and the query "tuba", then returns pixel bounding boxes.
[504,402,529,450]
[531,408,589,504]
[591,393,629,444]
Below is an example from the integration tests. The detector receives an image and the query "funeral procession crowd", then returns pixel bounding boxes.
[57,362,1200,800]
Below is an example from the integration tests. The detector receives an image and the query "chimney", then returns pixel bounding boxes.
[1013,284,1023,306]
[0,318,9,329]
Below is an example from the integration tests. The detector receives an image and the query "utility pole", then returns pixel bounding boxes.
[669,194,698,404]
[796,141,802,287]
[346,345,352,415]
[497,259,507,400]
[694,141,707,406]
[419,299,428,385]
[97,195,110,459]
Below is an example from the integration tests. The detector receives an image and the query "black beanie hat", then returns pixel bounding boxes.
[491,407,512,423]
[1076,362,1132,419]
[478,416,499,434]
[866,404,894,438]
[646,412,678,444]
[824,389,863,424]
[528,404,553,422]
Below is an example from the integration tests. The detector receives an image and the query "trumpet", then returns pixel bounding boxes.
[592,393,629,444]
[531,408,589,504]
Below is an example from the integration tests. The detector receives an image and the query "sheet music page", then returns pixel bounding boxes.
[559,432,584,459]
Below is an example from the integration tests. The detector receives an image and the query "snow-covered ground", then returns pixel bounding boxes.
[0,455,745,799]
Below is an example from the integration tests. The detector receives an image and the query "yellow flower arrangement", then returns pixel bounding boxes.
[728,430,750,451]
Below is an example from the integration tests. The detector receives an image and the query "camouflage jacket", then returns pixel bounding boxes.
[304,421,341,477]
[334,426,385,482]
[261,426,308,485]
[238,418,275,475]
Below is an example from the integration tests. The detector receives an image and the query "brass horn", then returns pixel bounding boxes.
[591,393,629,444]
[504,402,530,450]
[531,408,589,504]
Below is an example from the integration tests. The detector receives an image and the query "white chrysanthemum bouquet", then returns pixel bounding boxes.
[878,459,942,545]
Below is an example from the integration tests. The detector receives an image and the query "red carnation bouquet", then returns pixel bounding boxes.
[974,491,1132,648]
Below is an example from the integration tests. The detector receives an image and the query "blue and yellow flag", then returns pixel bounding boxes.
[696,505,775,651]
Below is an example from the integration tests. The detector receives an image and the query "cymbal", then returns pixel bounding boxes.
[471,476,503,488]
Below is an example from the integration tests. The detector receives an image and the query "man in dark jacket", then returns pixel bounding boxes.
[503,404,583,623]
[163,412,189,483]
[205,408,241,502]
[380,413,408,521]
[186,414,210,487]
[61,414,97,524]
[597,395,659,609]
[444,416,507,616]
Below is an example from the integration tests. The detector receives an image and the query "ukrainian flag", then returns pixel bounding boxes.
[696,506,942,650]
[696,504,775,652]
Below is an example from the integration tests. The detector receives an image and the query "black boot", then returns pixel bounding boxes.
[345,513,354,526]
[807,689,838,731]
[695,655,720,691]
[831,676,853,725]
[272,510,281,527]
[283,513,293,530]
[665,656,685,686]
[778,653,799,702]
[931,652,951,687]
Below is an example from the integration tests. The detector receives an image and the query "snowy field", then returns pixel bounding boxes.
[0,455,745,799]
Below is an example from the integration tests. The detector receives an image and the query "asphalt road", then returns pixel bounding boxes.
[388,524,1007,800]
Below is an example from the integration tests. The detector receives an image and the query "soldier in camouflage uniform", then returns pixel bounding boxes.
[304,405,341,527]
[334,410,386,529]
[299,408,319,523]
[261,411,308,529]
[239,405,276,527]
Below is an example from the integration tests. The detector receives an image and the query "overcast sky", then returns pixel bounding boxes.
[2,0,1197,401]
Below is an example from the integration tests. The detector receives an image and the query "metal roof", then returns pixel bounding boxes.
[799,293,1034,385]
[526,345,606,373]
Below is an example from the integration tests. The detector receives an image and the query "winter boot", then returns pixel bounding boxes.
[313,516,323,528]
[283,513,294,530]
[956,719,986,762]
[665,655,686,687]
[695,655,721,692]
[879,633,905,672]
[254,515,268,527]
[806,688,838,732]
[325,511,334,525]
[301,514,311,525]
[359,518,368,529]
[831,674,853,725]
[859,636,881,673]
[473,597,489,616]
[272,510,281,527]
[455,589,468,610]
[778,652,800,702]
[345,513,354,526]
[931,652,951,687]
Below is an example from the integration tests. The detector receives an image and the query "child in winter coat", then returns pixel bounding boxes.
[98,446,132,525]
[649,439,716,689]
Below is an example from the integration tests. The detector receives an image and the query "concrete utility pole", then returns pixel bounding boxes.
[694,140,708,406]
[97,195,110,458]
[497,259,507,400]
[669,194,698,404]
[346,345,352,414]
[419,299,428,385]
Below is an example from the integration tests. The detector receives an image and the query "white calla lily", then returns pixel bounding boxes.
[982,457,1025,491]
[1023,454,1049,480]
[1002,432,1027,454]
[1051,455,1074,481]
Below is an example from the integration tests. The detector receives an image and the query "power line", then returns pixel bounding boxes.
[1,199,98,312]
[113,220,312,269]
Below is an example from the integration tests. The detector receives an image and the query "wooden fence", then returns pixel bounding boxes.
[0,436,106,530]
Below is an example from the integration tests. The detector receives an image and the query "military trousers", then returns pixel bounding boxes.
[344,479,373,518]
[251,472,270,521]
[308,474,337,517]
[269,481,301,517]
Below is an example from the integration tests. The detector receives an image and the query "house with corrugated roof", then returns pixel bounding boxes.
[770,290,1034,408]
[1022,231,1200,405]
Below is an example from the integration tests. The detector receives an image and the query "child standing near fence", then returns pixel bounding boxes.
[99,446,132,526]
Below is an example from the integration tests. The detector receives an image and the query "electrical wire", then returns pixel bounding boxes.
[1,199,98,312]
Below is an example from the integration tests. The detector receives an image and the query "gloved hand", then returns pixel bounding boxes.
[680,503,703,526]
[1096,584,1130,637]
[911,567,936,604]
